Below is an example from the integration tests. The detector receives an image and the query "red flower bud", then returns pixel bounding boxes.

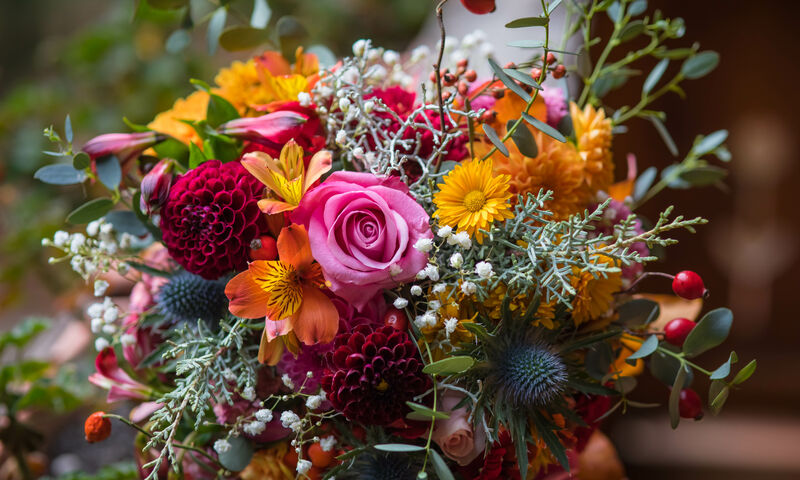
[85,411,112,443]
[664,317,696,347]
[82,132,165,166]
[678,388,704,420]
[672,270,707,299]
[139,159,174,215]
[460,0,496,14]
[383,308,408,331]
[219,111,308,144]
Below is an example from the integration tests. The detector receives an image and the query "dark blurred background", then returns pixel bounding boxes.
[1,0,798,478]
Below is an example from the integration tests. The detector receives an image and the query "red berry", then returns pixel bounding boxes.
[541,52,557,65]
[672,270,707,299]
[552,64,567,79]
[464,69,477,82]
[250,235,278,261]
[678,388,704,420]
[384,308,408,331]
[531,68,543,81]
[664,317,696,347]
[84,412,111,443]
[460,0,497,14]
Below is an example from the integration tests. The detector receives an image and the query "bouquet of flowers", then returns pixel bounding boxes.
[38,0,756,478]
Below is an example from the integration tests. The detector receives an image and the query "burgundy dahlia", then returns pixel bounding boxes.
[160,160,267,279]
[321,324,431,426]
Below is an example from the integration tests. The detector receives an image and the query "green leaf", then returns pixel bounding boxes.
[72,152,91,170]
[422,356,475,375]
[189,142,208,169]
[709,385,729,414]
[461,321,490,339]
[64,115,73,143]
[633,166,657,201]
[647,115,679,156]
[628,0,647,16]
[547,0,563,14]
[123,117,152,133]
[95,155,122,190]
[166,29,191,53]
[374,444,425,453]
[207,93,240,128]
[505,16,549,28]
[488,58,531,103]
[276,16,308,59]
[567,378,618,396]
[693,130,728,156]
[669,364,688,429]
[34,164,87,185]
[219,26,271,52]
[679,165,727,187]
[207,7,227,54]
[682,51,720,79]
[643,58,669,95]
[0,318,49,354]
[682,308,733,358]
[709,351,738,380]
[650,350,694,387]
[506,40,546,48]
[731,359,757,385]
[67,198,114,224]
[306,45,338,68]
[620,20,645,42]
[218,436,253,471]
[482,123,509,157]
[708,379,726,408]
[533,413,570,471]
[586,344,614,380]
[607,1,622,22]
[656,47,698,60]
[626,335,659,363]
[250,0,271,28]
[561,329,621,353]
[614,376,637,395]
[152,137,189,165]
[405,401,450,421]
[105,211,149,237]
[430,449,455,480]
[618,298,660,326]
[522,112,567,143]
[503,68,542,90]
[508,120,538,158]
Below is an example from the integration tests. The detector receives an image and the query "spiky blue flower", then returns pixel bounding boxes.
[491,341,567,408]
[157,271,227,323]
[339,450,422,480]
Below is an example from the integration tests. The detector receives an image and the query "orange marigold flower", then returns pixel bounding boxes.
[570,254,622,325]
[571,101,614,195]
[241,444,294,480]
[225,225,338,363]
[147,90,209,146]
[84,411,111,443]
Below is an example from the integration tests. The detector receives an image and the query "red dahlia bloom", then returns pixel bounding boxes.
[160,160,268,279]
[321,325,431,426]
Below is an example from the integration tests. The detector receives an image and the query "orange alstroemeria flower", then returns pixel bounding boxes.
[225,224,338,363]
[240,140,332,215]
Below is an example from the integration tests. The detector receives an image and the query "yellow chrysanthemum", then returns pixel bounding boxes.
[214,58,309,115]
[241,444,293,480]
[571,102,614,195]
[433,158,514,242]
[490,131,588,219]
[482,283,556,329]
[570,254,622,325]
[147,90,209,146]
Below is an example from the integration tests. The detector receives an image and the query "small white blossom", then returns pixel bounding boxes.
[86,221,101,237]
[100,222,113,235]
[254,408,273,423]
[424,264,440,281]
[338,97,351,112]
[428,300,441,312]
[296,459,312,475]
[53,230,69,247]
[444,317,459,338]
[437,226,453,238]
[455,231,472,249]
[352,147,364,159]
[320,435,336,452]
[432,283,446,294]
[280,411,300,428]
[389,263,403,276]
[475,261,494,279]
[305,394,324,410]
[410,45,430,63]
[297,91,312,107]
[69,233,86,254]
[94,337,110,351]
[410,285,423,296]
[449,252,464,269]
[87,302,104,318]
[213,439,231,454]
[363,100,375,113]
[120,333,137,347]
[282,373,295,390]
[243,421,266,436]
[93,279,109,297]
[461,281,477,295]
[119,233,134,249]
[90,318,103,333]
[393,298,409,309]
[117,262,130,275]
[103,306,118,323]
[352,39,368,57]
[382,50,400,65]
[335,129,347,144]
[241,386,256,401]
[223,369,237,382]
[413,238,434,253]
[101,324,117,335]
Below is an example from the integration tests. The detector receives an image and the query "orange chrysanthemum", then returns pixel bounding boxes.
[241,444,294,480]
[571,102,615,195]
[147,90,209,146]
[433,158,514,242]
[570,254,622,325]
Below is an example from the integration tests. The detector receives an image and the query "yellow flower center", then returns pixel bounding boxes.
[463,190,487,212]
[375,379,389,392]
[253,261,303,319]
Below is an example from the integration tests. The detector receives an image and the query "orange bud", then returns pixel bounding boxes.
[85,412,111,443]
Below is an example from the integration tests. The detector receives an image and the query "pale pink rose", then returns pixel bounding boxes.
[431,392,486,466]
[290,171,432,310]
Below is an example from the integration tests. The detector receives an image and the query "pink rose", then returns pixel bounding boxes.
[432,392,486,466]
[291,171,432,309]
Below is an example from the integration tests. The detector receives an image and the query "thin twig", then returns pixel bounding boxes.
[433,0,449,173]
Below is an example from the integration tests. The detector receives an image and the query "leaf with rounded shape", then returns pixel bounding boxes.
[218,436,253,471]
[67,198,114,224]
[709,351,738,380]
[105,211,149,237]
[506,17,549,28]
[250,0,271,28]
[488,58,531,103]
[34,164,87,185]
[96,155,122,190]
[508,120,538,158]
[682,51,720,79]
[64,115,73,143]
[507,40,546,48]
[166,29,191,53]
[374,444,425,453]
[634,166,658,201]
[710,385,729,414]
[650,350,694,387]
[669,364,688,429]
[618,298,660,326]
[405,401,450,421]
[306,45,337,68]
[482,123,509,157]
[643,58,669,95]
[614,376,637,395]
[503,68,542,90]
[647,115,679,156]
[207,7,227,54]
[620,20,645,42]
[422,356,475,375]
[693,130,728,156]
[431,449,456,480]
[73,152,91,170]
[276,16,308,58]
[626,335,659,363]
[732,359,757,385]
[682,308,733,358]
[522,113,566,143]
[679,165,727,187]
[628,0,648,16]
[219,26,271,52]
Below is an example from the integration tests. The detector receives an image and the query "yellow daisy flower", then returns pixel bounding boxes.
[571,101,615,195]
[433,158,514,242]
[570,254,622,325]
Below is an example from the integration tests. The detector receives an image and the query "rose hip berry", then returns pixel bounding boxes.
[664,318,696,347]
[460,0,497,15]
[672,270,707,299]
[383,308,408,331]
[678,388,704,420]
[84,411,111,443]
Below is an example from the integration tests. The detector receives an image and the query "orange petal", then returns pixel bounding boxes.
[303,150,333,192]
[292,286,339,345]
[258,330,284,365]
[241,152,281,193]
[277,224,314,272]
[257,198,297,215]
[264,317,292,341]
[225,270,270,319]
[249,260,302,320]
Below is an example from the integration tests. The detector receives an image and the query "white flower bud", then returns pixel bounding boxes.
[413,238,434,253]
[282,373,295,390]
[121,333,137,346]
[363,100,375,113]
[449,252,464,269]
[213,439,231,454]
[432,283,446,294]
[352,39,368,57]
[297,91,312,107]
[90,318,103,333]
[69,233,86,254]
[335,130,347,144]
[255,409,273,423]
[382,50,400,65]
[53,230,69,247]
[461,281,477,295]
[393,298,409,309]
[241,386,256,401]
[410,285,423,296]
[296,459,312,475]
[93,279,109,297]
[94,337,110,351]
[338,97,351,112]
[320,435,336,452]
[101,324,117,335]
[437,226,453,238]
[475,261,494,279]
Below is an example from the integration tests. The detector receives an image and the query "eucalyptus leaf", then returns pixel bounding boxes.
[105,211,149,237]
[508,120,538,158]
[207,7,227,54]
[682,308,733,358]
[64,115,73,143]
[250,0,271,28]
[679,166,727,187]
[617,298,660,326]
[217,436,253,471]
[34,164,87,185]
[374,444,425,453]
[507,40,546,48]
[503,68,542,90]
[73,152,91,170]
[693,130,728,156]
[643,58,669,95]
[422,356,475,375]
[67,198,115,224]
[648,115,679,156]
[620,20,645,42]
[626,335,659,363]
[650,350,694,387]
[731,359,757,385]
[628,0,647,16]
[710,385,729,414]
[166,29,191,53]
[488,58,531,103]
[405,401,450,421]
[95,155,122,190]
[482,123,509,157]
[669,364,688,429]
[430,449,455,480]
[219,26,271,52]
[682,51,720,79]
[709,351,738,380]
[522,113,567,143]
[505,17,549,28]
[634,166,658,201]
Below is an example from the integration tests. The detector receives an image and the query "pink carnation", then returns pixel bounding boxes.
[290,172,432,310]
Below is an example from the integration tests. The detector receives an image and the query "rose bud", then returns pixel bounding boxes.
[82,132,165,166]
[218,110,308,144]
[139,158,175,215]
[85,411,112,443]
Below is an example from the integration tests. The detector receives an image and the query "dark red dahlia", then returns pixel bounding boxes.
[160,160,267,279]
[321,324,431,426]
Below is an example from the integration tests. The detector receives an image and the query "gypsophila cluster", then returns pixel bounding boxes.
[43,218,132,279]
